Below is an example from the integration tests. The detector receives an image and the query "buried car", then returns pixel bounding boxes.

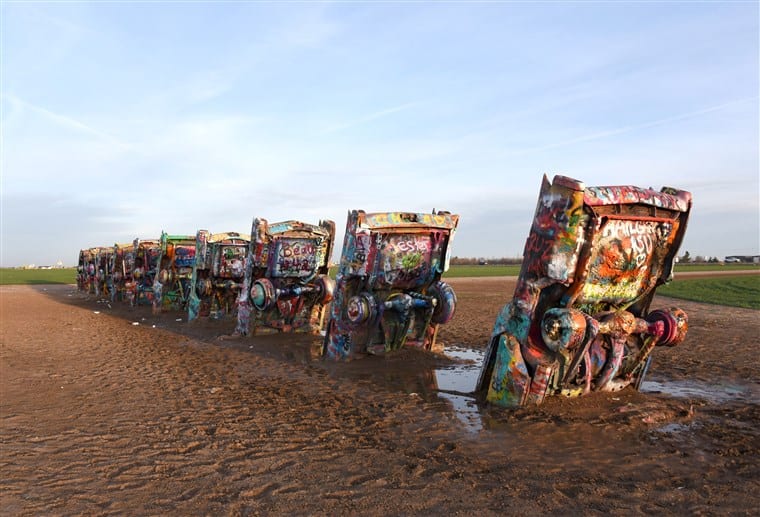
[234,218,335,335]
[152,232,197,313]
[130,238,161,306]
[77,248,98,294]
[92,246,115,299]
[476,175,691,407]
[188,230,251,321]
[109,242,136,303]
[323,210,459,360]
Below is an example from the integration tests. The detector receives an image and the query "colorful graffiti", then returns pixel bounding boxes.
[476,175,692,407]
[323,210,459,360]
[76,248,100,295]
[234,218,336,336]
[153,232,198,313]
[188,231,251,321]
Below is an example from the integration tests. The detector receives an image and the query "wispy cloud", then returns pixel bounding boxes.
[505,96,759,157]
[322,101,421,134]
[3,93,128,148]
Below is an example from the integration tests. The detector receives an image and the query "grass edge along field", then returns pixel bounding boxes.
[657,275,760,310]
[1,265,758,310]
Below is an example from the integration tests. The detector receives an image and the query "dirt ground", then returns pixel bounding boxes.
[1,273,758,515]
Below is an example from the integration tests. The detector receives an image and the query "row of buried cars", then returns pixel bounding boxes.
[76,175,693,408]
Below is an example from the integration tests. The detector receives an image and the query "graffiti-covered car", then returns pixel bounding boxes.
[77,248,98,293]
[109,242,136,303]
[235,218,335,335]
[476,175,691,407]
[152,232,197,313]
[92,246,115,299]
[323,210,459,360]
[188,231,251,321]
[130,238,161,306]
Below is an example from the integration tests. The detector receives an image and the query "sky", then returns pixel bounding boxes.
[1,1,758,267]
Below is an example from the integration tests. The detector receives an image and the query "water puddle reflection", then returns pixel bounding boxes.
[435,346,485,433]
[639,379,759,404]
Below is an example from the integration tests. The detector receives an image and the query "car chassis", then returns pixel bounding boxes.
[235,218,336,335]
[476,175,691,407]
[323,210,459,360]
[188,230,251,321]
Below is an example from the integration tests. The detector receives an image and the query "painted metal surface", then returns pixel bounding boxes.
[234,218,335,335]
[131,238,161,306]
[476,175,691,407]
[84,246,115,299]
[152,232,198,313]
[109,242,136,303]
[188,231,251,321]
[323,210,459,360]
[76,248,99,294]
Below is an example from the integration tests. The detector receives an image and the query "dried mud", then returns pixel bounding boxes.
[1,274,758,514]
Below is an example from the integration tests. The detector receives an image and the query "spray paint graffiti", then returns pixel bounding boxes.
[188,231,251,322]
[323,210,459,360]
[153,232,198,313]
[234,218,336,336]
[476,175,691,407]
[109,242,136,303]
[78,246,115,299]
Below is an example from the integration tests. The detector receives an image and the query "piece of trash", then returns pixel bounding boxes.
[93,311,100,314]
[141,318,146,321]
[612,397,620,401]
[132,322,139,326]
[107,304,112,309]
[152,325,156,328]
[210,387,222,394]
[409,392,420,397]
[249,345,253,349]
[175,318,182,322]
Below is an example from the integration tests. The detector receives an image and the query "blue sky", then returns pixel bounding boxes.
[1,1,758,266]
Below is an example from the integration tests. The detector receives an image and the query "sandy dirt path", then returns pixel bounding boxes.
[1,276,758,514]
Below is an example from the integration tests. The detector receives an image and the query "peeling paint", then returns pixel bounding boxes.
[476,174,692,407]
[234,218,335,336]
[323,210,459,360]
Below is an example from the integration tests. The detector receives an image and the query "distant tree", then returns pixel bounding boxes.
[694,255,706,263]
[680,251,692,263]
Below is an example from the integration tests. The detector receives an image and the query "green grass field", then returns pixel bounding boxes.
[657,275,760,310]
[0,268,77,285]
[673,263,760,272]
[444,264,522,277]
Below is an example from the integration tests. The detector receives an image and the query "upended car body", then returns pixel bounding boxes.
[108,239,161,305]
[323,210,459,360]
[109,242,136,303]
[92,246,115,299]
[234,218,336,335]
[152,232,197,313]
[77,248,97,294]
[188,231,251,321]
[476,175,691,407]
[130,238,161,306]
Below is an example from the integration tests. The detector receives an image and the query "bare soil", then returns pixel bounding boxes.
[1,273,758,515]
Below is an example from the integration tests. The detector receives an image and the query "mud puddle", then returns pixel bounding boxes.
[434,346,485,433]
[640,378,760,404]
